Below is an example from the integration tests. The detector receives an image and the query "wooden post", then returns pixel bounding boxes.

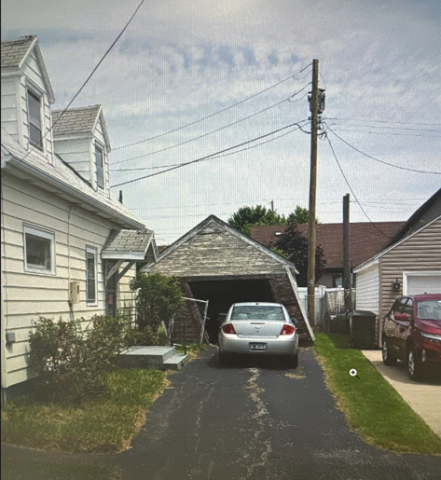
[307,59,319,327]
[343,194,352,311]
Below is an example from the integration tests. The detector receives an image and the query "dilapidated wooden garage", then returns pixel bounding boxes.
[141,215,314,344]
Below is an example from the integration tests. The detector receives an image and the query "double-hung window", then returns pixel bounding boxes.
[24,225,55,274]
[86,246,98,304]
[27,90,43,149]
[95,144,104,189]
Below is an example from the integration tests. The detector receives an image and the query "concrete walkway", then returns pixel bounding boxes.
[362,350,441,437]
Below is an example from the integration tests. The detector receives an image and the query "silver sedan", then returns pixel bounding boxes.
[218,302,299,368]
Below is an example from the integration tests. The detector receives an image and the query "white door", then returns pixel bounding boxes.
[403,272,441,295]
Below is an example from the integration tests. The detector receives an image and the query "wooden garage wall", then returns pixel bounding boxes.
[380,216,441,320]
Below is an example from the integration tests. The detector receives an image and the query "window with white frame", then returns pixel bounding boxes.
[27,89,43,149]
[95,144,105,189]
[86,246,98,303]
[24,225,55,274]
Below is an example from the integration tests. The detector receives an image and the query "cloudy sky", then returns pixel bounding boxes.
[2,0,440,244]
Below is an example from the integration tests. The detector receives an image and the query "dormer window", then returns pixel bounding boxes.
[95,144,104,189]
[27,90,43,149]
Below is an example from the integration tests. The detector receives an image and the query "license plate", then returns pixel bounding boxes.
[249,343,267,351]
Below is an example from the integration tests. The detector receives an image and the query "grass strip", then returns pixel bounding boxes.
[1,369,168,454]
[1,457,120,480]
[314,333,441,454]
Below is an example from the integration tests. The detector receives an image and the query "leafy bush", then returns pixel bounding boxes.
[130,272,184,331]
[29,315,127,405]
[124,326,159,347]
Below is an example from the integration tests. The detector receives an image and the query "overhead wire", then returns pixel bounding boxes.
[111,120,309,187]
[112,62,313,151]
[111,82,311,166]
[324,132,393,239]
[324,123,441,175]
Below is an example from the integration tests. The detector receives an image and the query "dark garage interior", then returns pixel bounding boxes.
[189,279,275,343]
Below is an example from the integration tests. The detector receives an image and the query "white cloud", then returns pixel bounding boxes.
[2,0,440,243]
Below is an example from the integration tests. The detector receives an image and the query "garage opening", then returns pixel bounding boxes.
[188,279,275,344]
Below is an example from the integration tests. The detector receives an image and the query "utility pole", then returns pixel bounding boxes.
[343,194,352,311]
[307,59,319,328]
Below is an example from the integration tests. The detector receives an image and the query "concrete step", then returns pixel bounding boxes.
[118,346,178,369]
[162,353,190,371]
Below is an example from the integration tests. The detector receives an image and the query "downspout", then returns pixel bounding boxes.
[1,178,10,399]
[67,206,74,321]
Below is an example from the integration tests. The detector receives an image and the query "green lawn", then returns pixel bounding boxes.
[314,333,441,454]
[1,369,168,454]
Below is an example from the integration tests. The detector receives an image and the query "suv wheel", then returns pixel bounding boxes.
[408,346,423,381]
[382,336,397,366]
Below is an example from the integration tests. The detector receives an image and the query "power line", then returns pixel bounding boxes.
[111,120,309,187]
[324,132,393,239]
[324,124,441,175]
[112,63,312,151]
[111,83,310,166]
[111,119,308,173]
[324,117,441,127]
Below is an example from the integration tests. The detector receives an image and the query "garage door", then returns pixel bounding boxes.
[404,273,441,295]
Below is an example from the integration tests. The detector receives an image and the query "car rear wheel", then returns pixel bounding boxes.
[382,336,397,366]
[408,346,423,381]
[219,349,229,367]
[286,353,298,369]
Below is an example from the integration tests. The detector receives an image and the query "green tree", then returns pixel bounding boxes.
[287,206,310,224]
[227,205,286,236]
[272,222,326,287]
[130,272,184,331]
[227,205,312,236]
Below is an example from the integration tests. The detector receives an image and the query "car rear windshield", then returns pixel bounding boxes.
[417,300,441,320]
[231,305,285,321]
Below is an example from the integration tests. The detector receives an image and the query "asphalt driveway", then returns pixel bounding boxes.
[111,346,441,480]
[3,346,441,480]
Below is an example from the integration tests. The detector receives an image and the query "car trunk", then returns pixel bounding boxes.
[233,320,285,339]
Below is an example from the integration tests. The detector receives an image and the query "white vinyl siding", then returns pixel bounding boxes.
[1,77,19,141]
[1,175,137,388]
[53,137,93,183]
[355,262,380,315]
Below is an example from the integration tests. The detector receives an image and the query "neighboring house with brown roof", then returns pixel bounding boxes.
[1,36,157,399]
[250,222,405,288]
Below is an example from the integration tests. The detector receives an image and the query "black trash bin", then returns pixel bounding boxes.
[329,313,350,334]
[350,310,376,348]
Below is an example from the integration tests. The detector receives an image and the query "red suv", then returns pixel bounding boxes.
[382,294,441,381]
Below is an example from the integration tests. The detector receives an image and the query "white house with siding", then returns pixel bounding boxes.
[1,36,157,399]
[354,215,441,345]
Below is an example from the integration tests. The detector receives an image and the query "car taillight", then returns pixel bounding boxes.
[280,324,295,336]
[222,324,236,335]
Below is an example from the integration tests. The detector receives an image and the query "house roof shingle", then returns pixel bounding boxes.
[52,105,102,136]
[1,35,35,68]
[250,222,406,270]
[102,229,155,261]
